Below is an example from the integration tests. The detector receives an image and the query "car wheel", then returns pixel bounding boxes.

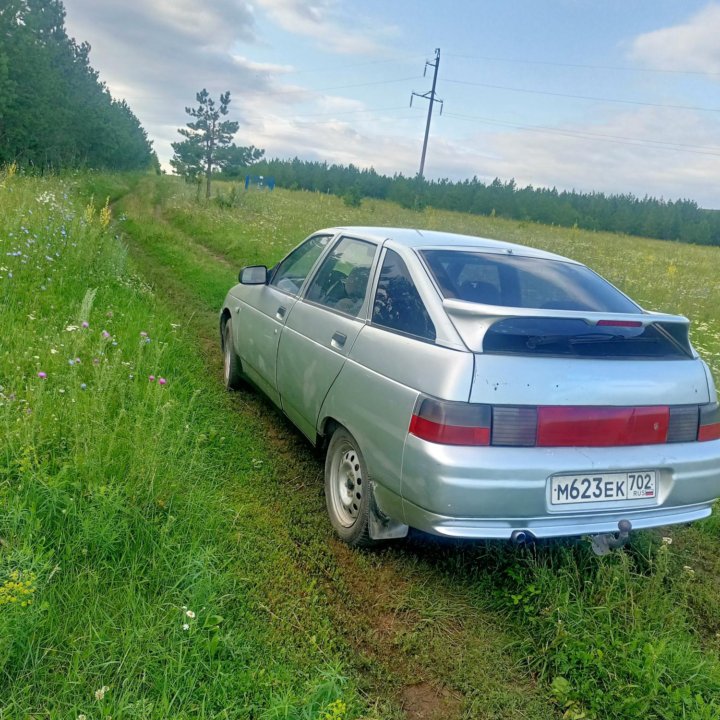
[325,427,376,547]
[222,318,243,390]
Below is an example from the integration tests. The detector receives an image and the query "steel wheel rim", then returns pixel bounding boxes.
[329,439,363,528]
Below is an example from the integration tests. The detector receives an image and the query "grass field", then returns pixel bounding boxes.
[2,169,720,719]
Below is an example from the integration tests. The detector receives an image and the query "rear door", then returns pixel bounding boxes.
[277,235,379,440]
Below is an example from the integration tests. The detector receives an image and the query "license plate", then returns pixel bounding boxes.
[550,471,656,505]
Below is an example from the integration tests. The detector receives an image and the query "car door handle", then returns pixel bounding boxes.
[276,306,286,320]
[331,332,346,349]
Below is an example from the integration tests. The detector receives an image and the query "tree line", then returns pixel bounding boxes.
[0,0,156,171]
[234,158,720,246]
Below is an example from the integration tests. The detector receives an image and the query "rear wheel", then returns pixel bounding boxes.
[222,318,243,390]
[325,428,376,547]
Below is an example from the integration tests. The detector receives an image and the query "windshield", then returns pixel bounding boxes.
[421,249,641,313]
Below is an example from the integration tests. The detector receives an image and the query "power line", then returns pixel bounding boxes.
[444,78,720,113]
[445,52,720,78]
[445,111,720,157]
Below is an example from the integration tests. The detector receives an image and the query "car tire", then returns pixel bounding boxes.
[222,318,243,391]
[325,427,376,547]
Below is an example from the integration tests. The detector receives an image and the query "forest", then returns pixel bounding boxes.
[239,158,720,247]
[0,0,156,171]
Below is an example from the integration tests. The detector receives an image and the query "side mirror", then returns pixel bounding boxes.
[239,265,268,285]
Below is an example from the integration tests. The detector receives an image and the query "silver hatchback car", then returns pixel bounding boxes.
[220,227,720,550]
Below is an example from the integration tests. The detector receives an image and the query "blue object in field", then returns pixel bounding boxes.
[245,175,275,191]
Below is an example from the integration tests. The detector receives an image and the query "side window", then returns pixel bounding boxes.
[372,249,436,341]
[305,237,377,317]
[270,234,332,295]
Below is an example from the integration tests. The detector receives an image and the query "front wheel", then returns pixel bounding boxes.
[324,428,376,547]
[222,319,243,390]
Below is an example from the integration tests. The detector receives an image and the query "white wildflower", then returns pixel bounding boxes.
[185,609,195,619]
[661,537,673,545]
[95,685,109,700]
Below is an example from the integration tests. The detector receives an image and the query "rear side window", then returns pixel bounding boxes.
[372,249,436,341]
[422,250,640,313]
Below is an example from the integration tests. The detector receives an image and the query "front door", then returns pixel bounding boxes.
[277,236,379,440]
[236,234,332,404]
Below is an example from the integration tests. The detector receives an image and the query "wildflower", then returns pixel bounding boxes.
[81,321,89,329]
[94,685,109,701]
[68,359,75,366]
[158,378,167,385]
[662,537,673,545]
[683,565,695,576]
[183,623,189,631]
[80,383,87,391]
[78,715,87,720]
[148,375,155,382]
[65,325,79,332]
[93,358,100,365]
[75,357,81,364]
[101,330,110,339]
[185,609,195,619]
[37,371,47,379]
[140,331,148,337]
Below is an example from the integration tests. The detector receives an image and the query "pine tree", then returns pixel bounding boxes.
[170,89,263,198]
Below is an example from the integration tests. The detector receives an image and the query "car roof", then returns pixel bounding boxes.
[322,226,578,263]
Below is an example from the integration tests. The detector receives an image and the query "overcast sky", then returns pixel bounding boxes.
[62,0,720,208]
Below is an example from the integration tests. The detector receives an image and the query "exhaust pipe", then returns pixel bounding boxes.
[510,529,535,545]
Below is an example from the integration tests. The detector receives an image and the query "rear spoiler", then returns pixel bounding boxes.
[442,298,694,356]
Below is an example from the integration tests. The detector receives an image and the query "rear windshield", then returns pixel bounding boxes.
[421,250,640,313]
[484,317,687,358]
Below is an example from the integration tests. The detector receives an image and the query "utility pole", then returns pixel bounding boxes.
[410,48,443,180]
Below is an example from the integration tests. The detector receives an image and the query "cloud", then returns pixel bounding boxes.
[630,3,720,74]
[61,0,299,164]
[459,107,720,207]
[254,0,398,55]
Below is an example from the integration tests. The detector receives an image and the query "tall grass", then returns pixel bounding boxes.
[0,170,365,718]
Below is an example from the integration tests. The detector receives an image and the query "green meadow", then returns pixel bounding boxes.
[2,168,720,719]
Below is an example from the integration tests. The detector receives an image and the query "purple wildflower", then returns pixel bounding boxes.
[148,375,155,382]
[37,371,47,379]
[158,378,167,386]
[82,321,89,329]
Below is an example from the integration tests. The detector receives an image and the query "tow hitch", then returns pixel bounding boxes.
[590,519,632,556]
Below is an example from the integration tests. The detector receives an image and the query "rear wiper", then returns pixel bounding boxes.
[525,333,634,349]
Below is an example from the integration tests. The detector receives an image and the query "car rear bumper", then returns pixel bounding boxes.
[399,436,720,539]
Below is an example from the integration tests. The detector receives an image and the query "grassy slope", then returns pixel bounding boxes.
[2,170,720,720]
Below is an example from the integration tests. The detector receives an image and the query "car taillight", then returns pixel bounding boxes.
[409,396,491,446]
[409,397,716,447]
[536,406,669,447]
[699,403,720,442]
